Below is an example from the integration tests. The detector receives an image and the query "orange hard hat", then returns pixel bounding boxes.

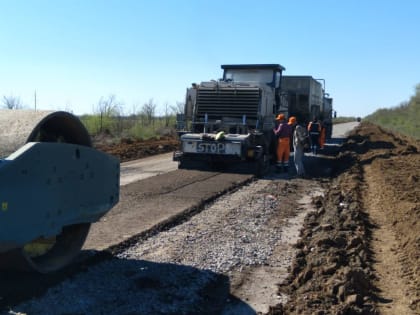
[275,114,285,121]
[288,116,297,124]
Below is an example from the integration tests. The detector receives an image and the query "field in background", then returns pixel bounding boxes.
[365,84,420,139]
[77,83,420,147]
[80,114,178,145]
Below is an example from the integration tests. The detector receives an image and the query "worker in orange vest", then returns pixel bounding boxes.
[273,114,292,172]
[288,116,297,152]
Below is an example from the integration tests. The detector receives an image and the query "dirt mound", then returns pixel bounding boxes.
[270,122,419,314]
[94,137,179,162]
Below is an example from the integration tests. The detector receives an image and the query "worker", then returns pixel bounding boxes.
[288,116,297,152]
[273,114,292,172]
[292,117,308,177]
[307,117,321,155]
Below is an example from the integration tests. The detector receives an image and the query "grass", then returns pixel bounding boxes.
[365,84,420,139]
[79,114,178,142]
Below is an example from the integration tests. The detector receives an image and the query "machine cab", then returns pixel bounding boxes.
[221,64,286,112]
[221,64,285,88]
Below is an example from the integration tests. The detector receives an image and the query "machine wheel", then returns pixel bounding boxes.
[25,223,91,273]
[0,224,91,273]
[178,159,192,169]
[255,153,270,177]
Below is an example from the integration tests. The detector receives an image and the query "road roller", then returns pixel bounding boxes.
[0,109,119,273]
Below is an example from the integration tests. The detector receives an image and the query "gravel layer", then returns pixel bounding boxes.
[6,177,320,315]
[120,179,286,272]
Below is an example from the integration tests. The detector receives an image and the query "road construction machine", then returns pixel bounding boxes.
[173,64,287,175]
[0,109,119,273]
[173,64,333,174]
[282,75,333,138]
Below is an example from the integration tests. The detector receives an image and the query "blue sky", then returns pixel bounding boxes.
[0,0,419,117]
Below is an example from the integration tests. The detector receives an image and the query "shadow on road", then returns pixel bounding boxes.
[0,252,256,315]
[177,136,353,180]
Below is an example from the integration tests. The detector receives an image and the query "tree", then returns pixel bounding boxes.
[96,94,123,133]
[163,102,171,127]
[141,98,156,126]
[170,101,185,115]
[2,95,23,109]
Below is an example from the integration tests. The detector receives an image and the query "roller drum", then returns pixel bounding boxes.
[0,109,118,273]
[0,109,91,158]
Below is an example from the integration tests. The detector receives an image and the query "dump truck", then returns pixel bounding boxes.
[282,75,333,138]
[0,109,119,273]
[173,64,288,175]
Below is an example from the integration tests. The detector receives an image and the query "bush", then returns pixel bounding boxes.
[365,84,420,139]
[79,114,177,141]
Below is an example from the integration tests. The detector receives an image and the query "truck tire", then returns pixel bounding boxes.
[255,154,270,177]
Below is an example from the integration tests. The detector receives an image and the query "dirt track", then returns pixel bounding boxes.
[1,122,418,314]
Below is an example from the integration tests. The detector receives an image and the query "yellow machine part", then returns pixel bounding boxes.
[23,237,56,258]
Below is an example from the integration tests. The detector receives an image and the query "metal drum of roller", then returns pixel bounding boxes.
[0,109,120,273]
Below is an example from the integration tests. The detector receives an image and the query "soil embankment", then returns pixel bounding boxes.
[271,122,419,314]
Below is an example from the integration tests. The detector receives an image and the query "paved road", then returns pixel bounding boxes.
[120,152,178,185]
[85,169,254,251]
[332,121,360,138]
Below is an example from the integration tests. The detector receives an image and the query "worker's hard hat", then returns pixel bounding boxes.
[275,114,285,121]
[288,116,297,124]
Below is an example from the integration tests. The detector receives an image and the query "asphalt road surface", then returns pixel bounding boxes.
[120,152,178,186]
[332,121,359,138]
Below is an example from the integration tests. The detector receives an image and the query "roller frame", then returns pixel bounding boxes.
[0,109,120,272]
[0,141,119,253]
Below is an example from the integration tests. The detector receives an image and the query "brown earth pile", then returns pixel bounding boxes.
[94,137,179,162]
[269,122,419,314]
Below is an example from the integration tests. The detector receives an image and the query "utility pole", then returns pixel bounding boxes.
[34,90,37,111]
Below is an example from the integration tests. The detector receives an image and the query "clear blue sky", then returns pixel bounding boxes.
[0,0,419,117]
